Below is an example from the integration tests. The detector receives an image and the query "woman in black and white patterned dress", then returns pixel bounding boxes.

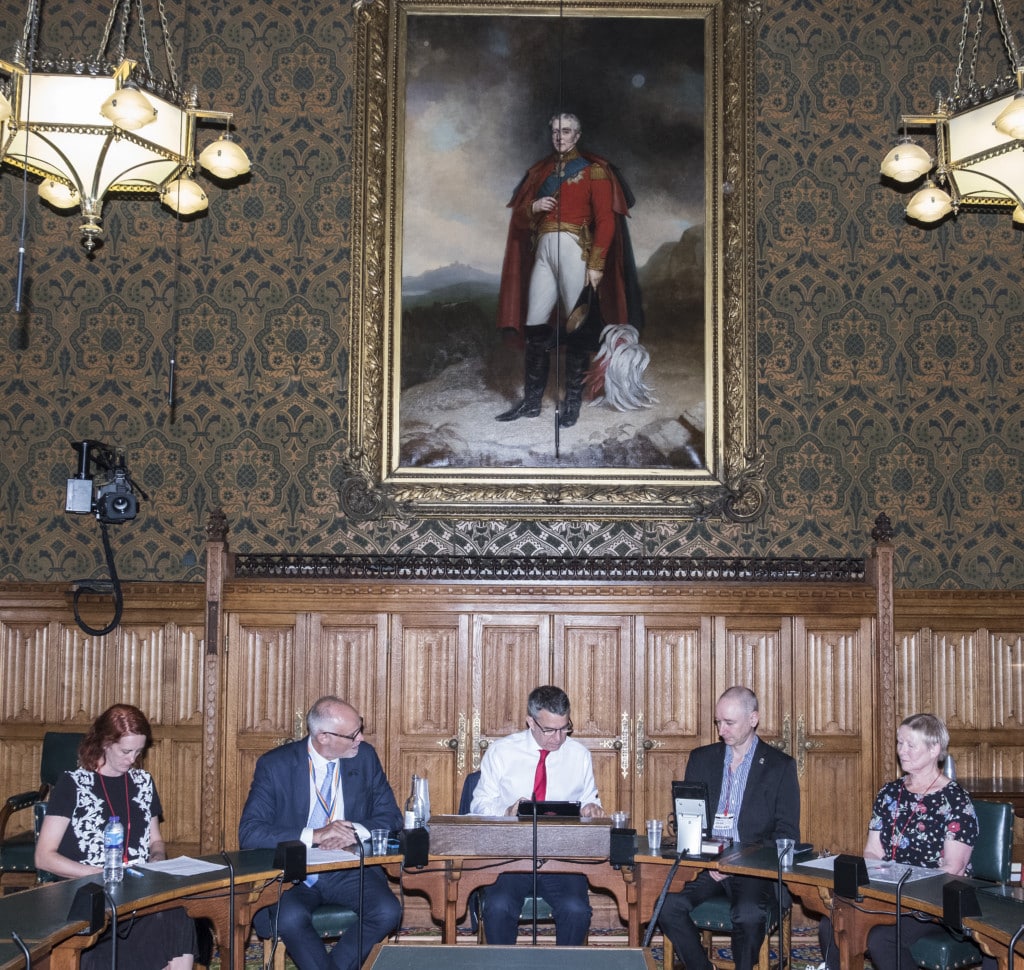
[35,704,198,970]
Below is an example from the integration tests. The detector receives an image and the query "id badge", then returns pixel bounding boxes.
[713,812,733,835]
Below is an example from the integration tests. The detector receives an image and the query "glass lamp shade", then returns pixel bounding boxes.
[880,138,932,183]
[0,88,11,122]
[39,179,80,209]
[906,180,954,222]
[1013,204,1024,225]
[100,86,157,131]
[162,177,208,214]
[198,136,251,178]
[994,91,1024,140]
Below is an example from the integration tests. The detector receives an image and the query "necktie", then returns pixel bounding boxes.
[532,749,548,801]
[309,761,335,830]
[305,762,335,887]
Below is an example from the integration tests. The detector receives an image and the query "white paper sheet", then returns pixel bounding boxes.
[134,857,229,876]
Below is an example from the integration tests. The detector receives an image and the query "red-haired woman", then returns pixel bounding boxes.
[36,703,198,970]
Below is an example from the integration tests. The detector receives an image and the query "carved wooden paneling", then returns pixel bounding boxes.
[121,625,169,720]
[474,615,550,746]
[635,617,714,825]
[716,618,790,740]
[307,614,388,753]
[989,632,1024,730]
[0,738,45,832]
[232,618,302,735]
[555,615,632,813]
[148,738,204,853]
[173,625,206,724]
[931,631,981,728]
[388,614,470,816]
[0,622,52,722]
[796,618,875,855]
[59,627,111,721]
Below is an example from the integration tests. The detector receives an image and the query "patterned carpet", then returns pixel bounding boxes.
[209,929,826,969]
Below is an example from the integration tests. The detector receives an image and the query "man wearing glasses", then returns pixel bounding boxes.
[239,695,402,970]
[470,684,605,945]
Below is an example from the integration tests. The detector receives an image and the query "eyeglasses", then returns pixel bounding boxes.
[531,718,573,737]
[321,720,364,742]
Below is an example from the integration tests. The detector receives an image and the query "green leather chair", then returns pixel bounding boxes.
[668,887,791,970]
[460,770,555,942]
[263,905,359,970]
[0,731,84,892]
[910,799,1014,970]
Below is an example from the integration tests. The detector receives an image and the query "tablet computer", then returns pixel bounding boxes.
[517,800,582,818]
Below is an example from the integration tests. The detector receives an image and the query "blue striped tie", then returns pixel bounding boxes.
[305,762,335,886]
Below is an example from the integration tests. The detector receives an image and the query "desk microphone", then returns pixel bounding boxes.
[777,845,788,970]
[221,849,236,970]
[103,886,119,970]
[643,853,688,948]
[893,865,912,969]
[353,833,366,965]
[525,799,541,945]
[11,929,30,968]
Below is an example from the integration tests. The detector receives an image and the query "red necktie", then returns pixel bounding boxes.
[533,749,548,800]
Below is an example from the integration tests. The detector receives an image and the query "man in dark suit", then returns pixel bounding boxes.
[239,696,402,970]
[658,686,800,970]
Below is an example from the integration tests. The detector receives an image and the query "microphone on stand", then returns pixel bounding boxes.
[893,865,912,970]
[527,797,541,945]
[353,832,366,965]
[221,849,236,970]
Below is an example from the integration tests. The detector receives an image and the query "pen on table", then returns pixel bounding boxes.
[124,866,144,877]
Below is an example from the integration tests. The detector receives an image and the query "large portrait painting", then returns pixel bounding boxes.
[343,0,762,521]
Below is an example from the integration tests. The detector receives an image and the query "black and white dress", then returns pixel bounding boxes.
[48,768,198,970]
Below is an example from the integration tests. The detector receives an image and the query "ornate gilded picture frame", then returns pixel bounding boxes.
[343,0,762,521]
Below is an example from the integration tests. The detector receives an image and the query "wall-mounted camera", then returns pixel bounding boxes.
[65,440,139,525]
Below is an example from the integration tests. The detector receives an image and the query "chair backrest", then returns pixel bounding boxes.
[459,771,481,814]
[39,732,84,788]
[971,800,1013,883]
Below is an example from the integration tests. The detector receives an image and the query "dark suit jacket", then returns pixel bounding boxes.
[684,737,800,843]
[238,737,402,849]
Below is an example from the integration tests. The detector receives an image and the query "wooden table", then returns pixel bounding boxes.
[722,845,1024,970]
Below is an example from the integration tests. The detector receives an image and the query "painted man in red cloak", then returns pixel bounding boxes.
[496,112,644,428]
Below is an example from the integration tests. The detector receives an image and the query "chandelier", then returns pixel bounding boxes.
[0,0,250,252]
[880,0,1024,225]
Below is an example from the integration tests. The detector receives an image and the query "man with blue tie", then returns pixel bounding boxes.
[239,696,402,970]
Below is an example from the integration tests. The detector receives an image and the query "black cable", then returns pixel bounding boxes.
[11,929,30,968]
[72,520,124,636]
[777,844,788,970]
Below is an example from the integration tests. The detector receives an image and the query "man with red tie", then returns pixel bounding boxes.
[470,684,605,945]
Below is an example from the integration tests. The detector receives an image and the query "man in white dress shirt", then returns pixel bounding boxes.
[470,684,605,945]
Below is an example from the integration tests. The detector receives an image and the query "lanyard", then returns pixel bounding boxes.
[308,757,338,821]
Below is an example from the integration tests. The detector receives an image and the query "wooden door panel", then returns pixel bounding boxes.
[634,616,714,824]
[307,614,388,754]
[795,617,875,854]
[554,615,632,814]
[472,614,550,772]
[715,617,791,746]
[223,614,309,849]
[389,614,470,815]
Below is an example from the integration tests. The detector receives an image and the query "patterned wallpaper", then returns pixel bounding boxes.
[1,0,1023,589]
